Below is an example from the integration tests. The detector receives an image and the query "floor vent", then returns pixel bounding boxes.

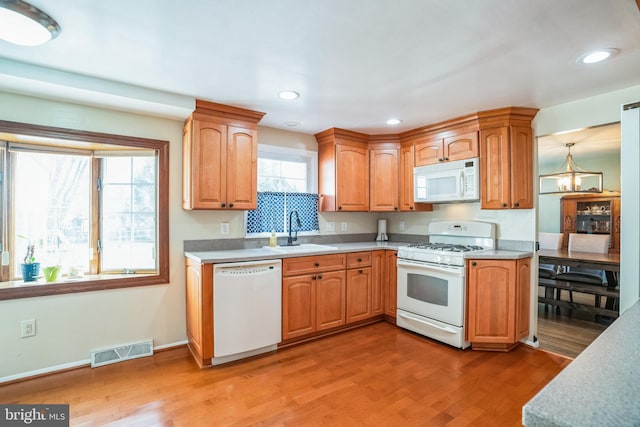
[91,340,153,368]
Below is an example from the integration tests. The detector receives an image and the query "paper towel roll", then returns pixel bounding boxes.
[376,219,388,241]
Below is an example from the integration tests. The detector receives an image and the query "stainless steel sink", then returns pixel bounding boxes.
[263,243,338,254]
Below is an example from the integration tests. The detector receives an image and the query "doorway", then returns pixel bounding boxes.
[536,123,621,358]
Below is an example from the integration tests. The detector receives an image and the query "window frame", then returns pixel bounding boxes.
[246,145,319,238]
[0,119,169,301]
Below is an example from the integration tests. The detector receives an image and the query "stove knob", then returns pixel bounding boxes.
[435,255,441,263]
[444,256,452,265]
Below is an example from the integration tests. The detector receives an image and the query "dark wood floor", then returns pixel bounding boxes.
[536,289,610,359]
[0,322,570,426]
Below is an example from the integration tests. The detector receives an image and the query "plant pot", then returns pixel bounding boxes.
[21,262,40,282]
[43,265,61,283]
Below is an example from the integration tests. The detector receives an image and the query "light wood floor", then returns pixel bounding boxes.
[0,322,570,427]
[536,288,611,359]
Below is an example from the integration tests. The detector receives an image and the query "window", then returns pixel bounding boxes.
[0,119,169,301]
[246,145,318,236]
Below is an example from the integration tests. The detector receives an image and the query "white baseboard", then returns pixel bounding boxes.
[0,340,189,384]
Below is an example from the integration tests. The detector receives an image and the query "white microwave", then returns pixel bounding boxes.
[414,157,480,203]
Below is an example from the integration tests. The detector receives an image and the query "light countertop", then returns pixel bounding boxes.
[522,299,640,426]
[185,242,531,264]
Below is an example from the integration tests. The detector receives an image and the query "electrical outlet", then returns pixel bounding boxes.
[399,221,405,231]
[326,221,336,232]
[220,223,229,234]
[21,319,36,338]
[341,222,348,231]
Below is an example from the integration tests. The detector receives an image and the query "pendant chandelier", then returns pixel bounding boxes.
[539,142,603,195]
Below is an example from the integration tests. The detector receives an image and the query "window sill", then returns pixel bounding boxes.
[0,273,169,301]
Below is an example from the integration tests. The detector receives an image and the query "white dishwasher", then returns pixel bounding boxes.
[212,259,282,366]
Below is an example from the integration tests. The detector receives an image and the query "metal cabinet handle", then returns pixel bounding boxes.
[314,262,320,267]
[444,157,449,161]
[229,203,234,208]
[312,275,317,280]
[318,274,323,279]
[221,203,226,207]
[409,206,414,210]
[502,203,508,208]
[471,262,477,266]
[513,202,520,207]
[358,269,363,274]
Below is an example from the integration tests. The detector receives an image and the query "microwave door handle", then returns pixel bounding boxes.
[459,170,465,198]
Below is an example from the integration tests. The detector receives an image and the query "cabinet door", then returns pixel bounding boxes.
[509,126,533,209]
[336,144,369,211]
[370,148,399,211]
[480,127,511,209]
[371,251,385,316]
[316,270,346,330]
[515,258,531,340]
[384,251,397,318]
[185,259,213,366]
[226,126,257,210]
[346,267,372,324]
[188,120,227,209]
[467,259,516,343]
[414,137,443,166]
[282,275,316,340]
[444,131,478,162]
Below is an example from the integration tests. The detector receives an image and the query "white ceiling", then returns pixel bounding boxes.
[1,0,640,136]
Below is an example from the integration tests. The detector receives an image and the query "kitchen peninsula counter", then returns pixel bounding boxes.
[522,299,640,426]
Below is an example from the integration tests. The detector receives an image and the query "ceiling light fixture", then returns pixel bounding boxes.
[577,48,617,65]
[386,118,402,126]
[539,142,603,195]
[278,90,300,100]
[0,0,60,46]
[283,121,301,127]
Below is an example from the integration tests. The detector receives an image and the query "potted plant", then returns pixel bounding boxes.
[21,242,40,282]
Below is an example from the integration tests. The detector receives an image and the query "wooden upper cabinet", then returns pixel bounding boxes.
[414,136,443,166]
[226,126,258,210]
[316,128,370,212]
[182,100,265,210]
[478,107,538,210]
[414,131,478,166]
[369,142,399,212]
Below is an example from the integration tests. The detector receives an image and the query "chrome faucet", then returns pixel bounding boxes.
[287,210,302,246]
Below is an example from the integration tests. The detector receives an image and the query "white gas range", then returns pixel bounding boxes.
[396,220,496,349]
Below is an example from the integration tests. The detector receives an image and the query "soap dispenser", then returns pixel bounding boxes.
[269,230,277,247]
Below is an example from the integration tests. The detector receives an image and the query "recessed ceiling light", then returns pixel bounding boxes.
[0,0,60,46]
[386,118,402,126]
[278,90,300,100]
[283,121,301,127]
[577,48,617,64]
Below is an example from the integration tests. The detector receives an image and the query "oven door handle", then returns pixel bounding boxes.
[397,312,459,334]
[397,259,464,276]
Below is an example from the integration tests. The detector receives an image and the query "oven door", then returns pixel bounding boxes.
[397,258,465,327]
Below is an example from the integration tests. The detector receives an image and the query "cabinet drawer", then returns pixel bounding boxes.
[346,251,372,269]
[283,254,347,276]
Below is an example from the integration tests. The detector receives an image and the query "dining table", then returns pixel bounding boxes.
[538,249,620,316]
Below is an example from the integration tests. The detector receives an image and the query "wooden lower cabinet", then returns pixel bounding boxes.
[466,258,531,351]
[317,271,347,330]
[282,252,385,343]
[384,250,397,319]
[185,258,213,368]
[346,267,372,323]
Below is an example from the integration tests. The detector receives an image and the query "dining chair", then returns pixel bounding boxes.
[555,233,610,307]
[538,232,564,278]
